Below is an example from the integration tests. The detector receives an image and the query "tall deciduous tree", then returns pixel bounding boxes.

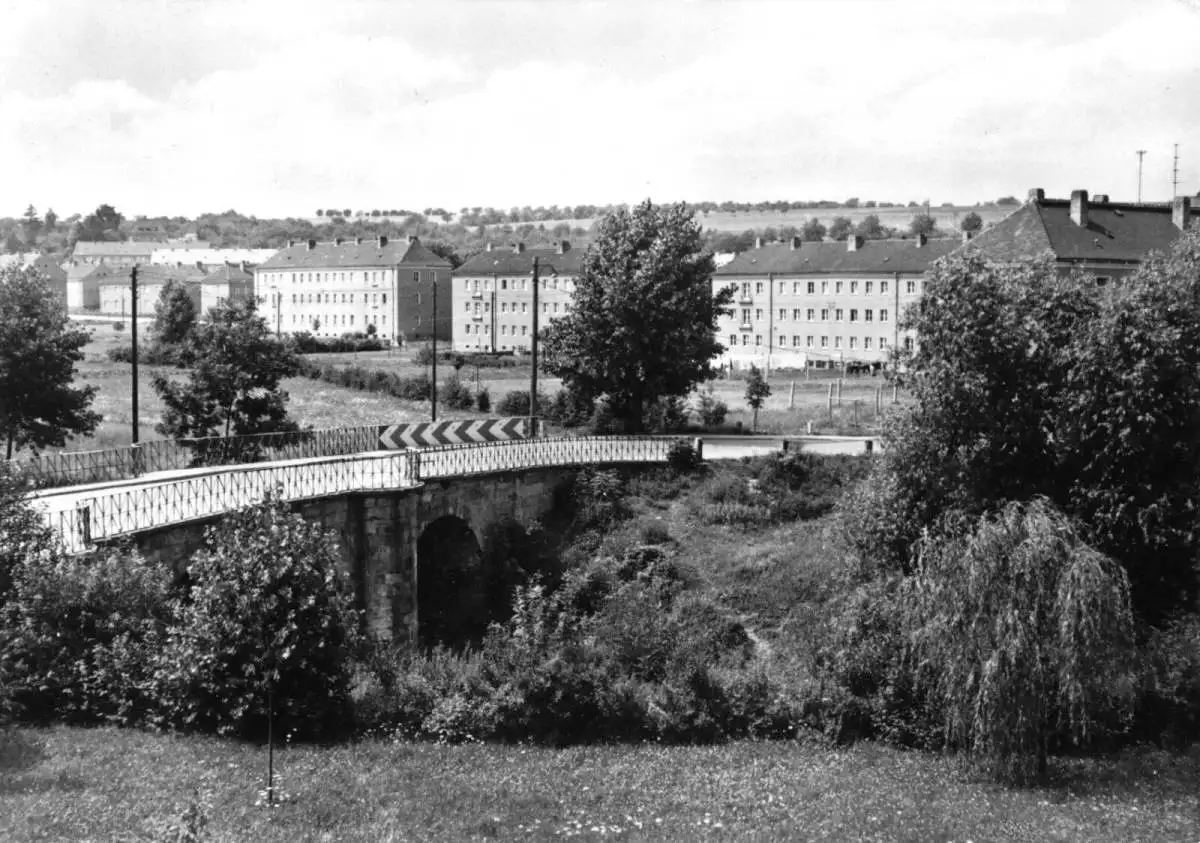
[828,216,853,242]
[153,297,300,441]
[78,204,124,242]
[801,217,827,242]
[855,213,893,240]
[908,213,940,238]
[542,201,733,433]
[152,277,198,346]
[960,211,983,234]
[0,266,101,459]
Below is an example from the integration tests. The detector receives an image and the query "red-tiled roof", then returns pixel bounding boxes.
[454,244,584,277]
[258,237,450,270]
[966,195,1200,265]
[715,238,957,276]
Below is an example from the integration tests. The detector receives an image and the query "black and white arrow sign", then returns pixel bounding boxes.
[379,417,531,450]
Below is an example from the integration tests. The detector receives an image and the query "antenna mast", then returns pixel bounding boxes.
[1136,149,1147,202]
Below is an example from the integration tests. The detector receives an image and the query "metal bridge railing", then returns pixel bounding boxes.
[416,436,680,479]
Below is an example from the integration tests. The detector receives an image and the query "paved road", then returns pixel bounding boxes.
[699,435,876,460]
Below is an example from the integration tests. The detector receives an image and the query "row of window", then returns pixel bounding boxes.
[290,313,387,327]
[730,334,912,351]
[463,277,574,292]
[465,301,571,315]
[290,292,389,305]
[735,279,918,297]
[737,308,889,324]
[262,270,428,285]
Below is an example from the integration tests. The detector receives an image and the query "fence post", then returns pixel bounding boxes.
[693,437,704,463]
[410,449,422,483]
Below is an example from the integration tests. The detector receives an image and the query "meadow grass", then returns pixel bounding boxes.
[2,727,1196,842]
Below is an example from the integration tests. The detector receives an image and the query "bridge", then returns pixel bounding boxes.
[26,433,875,647]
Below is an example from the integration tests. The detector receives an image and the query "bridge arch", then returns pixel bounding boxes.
[416,514,486,647]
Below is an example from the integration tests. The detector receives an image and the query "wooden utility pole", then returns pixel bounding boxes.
[431,276,438,422]
[130,264,139,444]
[1137,149,1147,203]
[530,256,540,426]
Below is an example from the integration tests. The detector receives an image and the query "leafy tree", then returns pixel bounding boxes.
[542,201,732,433]
[78,204,124,242]
[996,196,1020,206]
[848,233,1200,623]
[828,216,853,242]
[744,364,771,430]
[153,277,198,346]
[0,266,100,459]
[2,232,20,254]
[21,205,40,243]
[855,213,892,240]
[424,239,463,269]
[908,213,939,238]
[960,211,983,234]
[801,218,827,242]
[155,499,361,739]
[904,499,1135,782]
[153,297,300,441]
[42,208,57,232]
[843,197,860,209]
[316,209,324,216]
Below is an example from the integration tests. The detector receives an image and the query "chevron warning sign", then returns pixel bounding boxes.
[379,417,531,449]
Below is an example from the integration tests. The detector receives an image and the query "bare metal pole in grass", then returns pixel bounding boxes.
[530,256,539,432]
[130,264,139,445]
[431,277,438,422]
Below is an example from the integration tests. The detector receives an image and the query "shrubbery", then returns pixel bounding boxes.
[297,358,430,402]
[440,373,474,411]
[291,331,384,354]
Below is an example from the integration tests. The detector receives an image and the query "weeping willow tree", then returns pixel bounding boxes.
[903,498,1136,782]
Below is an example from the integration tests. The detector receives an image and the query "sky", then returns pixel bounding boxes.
[2,0,1199,219]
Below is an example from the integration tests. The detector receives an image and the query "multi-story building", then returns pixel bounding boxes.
[200,262,255,316]
[966,189,1198,282]
[0,253,68,304]
[712,234,957,370]
[70,241,157,267]
[253,235,451,344]
[451,241,583,352]
[96,264,206,316]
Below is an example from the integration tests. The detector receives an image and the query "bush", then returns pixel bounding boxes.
[692,385,728,428]
[154,499,362,740]
[1136,614,1200,748]
[666,439,700,474]
[476,387,491,413]
[497,390,549,417]
[644,396,689,433]
[105,342,188,367]
[1,546,174,726]
[441,373,474,410]
[572,468,630,530]
[545,386,594,428]
[291,333,383,354]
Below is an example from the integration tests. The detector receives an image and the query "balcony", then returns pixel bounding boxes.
[737,295,754,305]
[471,314,484,322]
[738,322,753,331]
[471,290,483,299]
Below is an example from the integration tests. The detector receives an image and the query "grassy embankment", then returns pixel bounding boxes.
[3,459,1198,841]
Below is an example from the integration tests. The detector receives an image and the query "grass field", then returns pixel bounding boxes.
[4,727,1197,841]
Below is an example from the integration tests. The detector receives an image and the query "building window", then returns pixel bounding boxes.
[1096,276,1111,287]
[464,302,470,313]
[806,336,814,348]
[864,337,873,350]
[834,337,843,349]
[755,334,762,346]
[850,281,858,294]
[755,308,764,321]
[521,303,528,314]
[292,294,297,303]
[835,309,844,322]
[804,308,813,321]
[414,272,421,283]
[755,282,764,294]
[464,279,470,291]
[501,302,508,313]
[864,281,873,294]
[521,326,527,336]
[906,280,917,294]
[792,335,801,347]
[382,293,387,304]
[778,282,784,295]
[729,334,737,347]
[741,308,751,324]
[821,281,828,294]
[484,279,491,292]
[880,309,888,322]
[553,303,559,313]
[350,315,355,325]
[792,309,801,320]
[473,280,480,292]
[880,337,888,348]
[904,337,914,351]
[864,309,873,322]
[501,279,507,290]
[779,309,787,321]
[820,336,828,348]
[501,325,508,335]
[849,337,858,349]
[522,279,528,291]
[820,308,829,321]
[543,303,549,313]
[741,334,749,346]
[880,281,889,294]
[849,309,858,322]
[835,281,843,294]
[793,282,801,294]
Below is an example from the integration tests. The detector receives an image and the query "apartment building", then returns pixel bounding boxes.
[451,241,583,352]
[200,262,255,315]
[712,234,956,370]
[96,264,206,316]
[254,235,451,344]
[966,189,1199,282]
[70,241,157,267]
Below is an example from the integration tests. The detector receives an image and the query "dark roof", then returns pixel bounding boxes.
[67,262,119,283]
[97,264,207,287]
[201,263,254,285]
[259,237,450,270]
[715,238,957,276]
[966,195,1200,265]
[454,244,584,276]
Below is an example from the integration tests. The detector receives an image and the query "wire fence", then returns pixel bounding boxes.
[34,436,679,553]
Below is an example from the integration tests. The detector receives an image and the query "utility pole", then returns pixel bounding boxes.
[530,256,539,428]
[431,276,438,422]
[1173,143,1181,198]
[130,264,139,444]
[1137,149,1147,202]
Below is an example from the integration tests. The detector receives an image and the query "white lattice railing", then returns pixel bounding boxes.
[35,437,680,553]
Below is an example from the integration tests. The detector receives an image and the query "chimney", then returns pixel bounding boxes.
[754,237,763,249]
[354,236,363,245]
[1027,188,1045,203]
[790,236,802,250]
[286,239,295,248]
[1173,196,1192,231]
[514,242,526,254]
[306,239,317,250]
[557,240,570,254]
[1092,194,1109,203]
[1070,190,1089,227]
[378,235,388,248]
[485,242,493,252]
[915,233,928,247]
[847,235,864,252]
[961,230,973,244]
[334,237,343,246]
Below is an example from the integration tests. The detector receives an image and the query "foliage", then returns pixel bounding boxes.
[1135,614,1200,748]
[854,214,894,240]
[541,201,732,433]
[665,440,701,474]
[496,389,549,417]
[476,386,491,413]
[743,364,771,430]
[827,216,853,242]
[153,297,300,441]
[691,384,728,428]
[297,358,431,402]
[0,466,56,609]
[960,211,983,234]
[152,277,198,346]
[800,218,827,242]
[642,396,689,433]
[0,265,101,459]
[544,385,594,428]
[77,203,124,242]
[441,373,474,410]
[901,499,1136,782]
[908,213,939,238]
[290,331,383,354]
[154,499,361,740]
[1,545,174,726]
[856,240,1200,622]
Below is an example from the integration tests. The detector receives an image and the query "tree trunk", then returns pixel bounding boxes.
[5,432,13,461]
